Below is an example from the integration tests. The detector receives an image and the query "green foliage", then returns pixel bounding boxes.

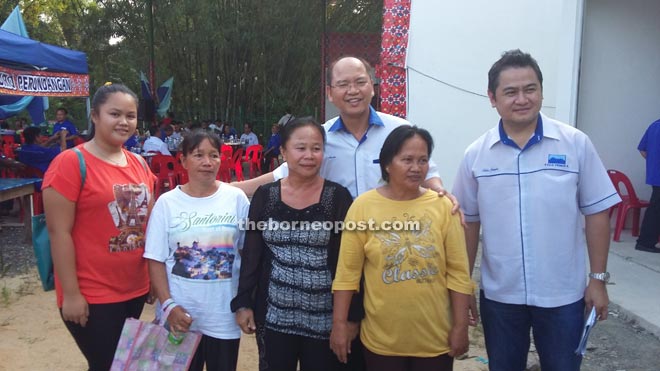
[0,0,383,135]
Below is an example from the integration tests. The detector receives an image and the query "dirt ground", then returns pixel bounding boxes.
[1,224,660,371]
[2,270,660,371]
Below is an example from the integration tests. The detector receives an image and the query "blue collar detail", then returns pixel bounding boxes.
[498,114,544,151]
[328,106,384,132]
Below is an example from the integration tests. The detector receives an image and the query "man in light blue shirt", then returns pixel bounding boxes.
[235,57,451,199]
[453,49,620,371]
[240,123,259,148]
[233,56,458,371]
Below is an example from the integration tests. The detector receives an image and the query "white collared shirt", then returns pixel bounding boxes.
[273,107,440,199]
[453,113,620,307]
[143,136,171,156]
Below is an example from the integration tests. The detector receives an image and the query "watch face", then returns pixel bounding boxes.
[590,272,610,282]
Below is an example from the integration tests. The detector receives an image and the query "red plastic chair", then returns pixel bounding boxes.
[174,154,188,185]
[231,147,244,181]
[217,147,233,182]
[1,135,15,147]
[607,169,649,241]
[150,154,178,198]
[243,145,263,179]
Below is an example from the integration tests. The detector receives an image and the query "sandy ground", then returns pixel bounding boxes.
[5,268,660,370]
[0,270,495,371]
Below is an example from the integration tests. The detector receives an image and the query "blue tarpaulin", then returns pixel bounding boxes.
[0,28,88,74]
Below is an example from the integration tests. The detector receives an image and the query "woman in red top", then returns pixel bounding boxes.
[43,83,155,370]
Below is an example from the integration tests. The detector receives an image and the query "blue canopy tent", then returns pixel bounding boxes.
[0,27,89,123]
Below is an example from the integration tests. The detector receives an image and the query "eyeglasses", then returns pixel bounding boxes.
[330,78,371,92]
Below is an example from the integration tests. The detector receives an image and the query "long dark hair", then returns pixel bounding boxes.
[87,83,139,141]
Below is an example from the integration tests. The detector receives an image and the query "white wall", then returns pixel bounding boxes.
[407,0,582,189]
[577,0,660,201]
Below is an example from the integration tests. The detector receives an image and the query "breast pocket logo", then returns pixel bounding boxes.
[546,154,568,167]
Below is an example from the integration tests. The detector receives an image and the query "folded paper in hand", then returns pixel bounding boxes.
[575,306,598,356]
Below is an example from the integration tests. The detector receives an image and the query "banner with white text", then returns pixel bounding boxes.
[0,65,89,97]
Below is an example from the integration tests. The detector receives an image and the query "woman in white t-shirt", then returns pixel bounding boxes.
[144,130,249,371]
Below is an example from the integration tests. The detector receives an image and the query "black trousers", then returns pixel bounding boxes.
[257,327,364,371]
[62,294,146,371]
[189,335,240,371]
[638,186,660,248]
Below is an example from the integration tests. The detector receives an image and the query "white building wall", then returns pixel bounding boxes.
[577,0,660,201]
[407,0,582,189]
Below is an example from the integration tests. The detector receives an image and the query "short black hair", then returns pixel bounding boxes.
[56,107,68,115]
[180,129,222,155]
[379,125,434,182]
[280,116,326,148]
[488,49,543,97]
[23,126,41,144]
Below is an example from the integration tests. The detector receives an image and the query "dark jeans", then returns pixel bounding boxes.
[637,185,660,248]
[62,294,147,371]
[189,335,240,371]
[480,292,583,371]
[363,347,453,371]
[262,152,279,173]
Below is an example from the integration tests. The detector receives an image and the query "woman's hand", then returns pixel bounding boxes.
[448,324,469,357]
[330,321,353,364]
[235,308,257,334]
[61,292,89,327]
[166,306,193,335]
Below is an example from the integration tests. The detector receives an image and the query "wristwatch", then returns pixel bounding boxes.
[588,272,610,283]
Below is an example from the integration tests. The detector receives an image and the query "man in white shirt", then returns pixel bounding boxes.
[277,107,294,127]
[240,123,259,148]
[142,126,172,156]
[452,49,620,371]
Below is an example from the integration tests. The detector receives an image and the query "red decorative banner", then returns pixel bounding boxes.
[378,0,411,118]
[0,65,89,97]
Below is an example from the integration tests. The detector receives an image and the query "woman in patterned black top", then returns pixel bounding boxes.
[231,117,353,370]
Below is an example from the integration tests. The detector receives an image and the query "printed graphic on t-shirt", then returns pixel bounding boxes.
[376,214,440,285]
[171,241,235,280]
[169,211,239,280]
[107,183,150,252]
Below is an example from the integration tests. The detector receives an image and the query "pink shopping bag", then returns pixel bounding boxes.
[110,318,201,371]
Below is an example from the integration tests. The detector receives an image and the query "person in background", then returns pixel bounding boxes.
[232,117,353,371]
[332,126,472,371]
[145,129,249,371]
[42,83,155,371]
[163,124,182,153]
[142,125,172,155]
[45,108,80,148]
[635,117,660,253]
[123,128,141,151]
[277,107,294,127]
[17,126,66,174]
[452,49,620,371]
[221,123,238,141]
[261,123,281,172]
[0,119,14,135]
[240,123,259,148]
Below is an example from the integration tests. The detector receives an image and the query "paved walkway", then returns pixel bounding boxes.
[607,230,660,338]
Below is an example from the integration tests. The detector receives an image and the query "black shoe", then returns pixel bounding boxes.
[635,243,660,253]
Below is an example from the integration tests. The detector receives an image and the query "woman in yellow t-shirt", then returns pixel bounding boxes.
[331,126,473,371]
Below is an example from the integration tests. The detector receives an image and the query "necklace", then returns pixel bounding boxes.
[91,140,126,166]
